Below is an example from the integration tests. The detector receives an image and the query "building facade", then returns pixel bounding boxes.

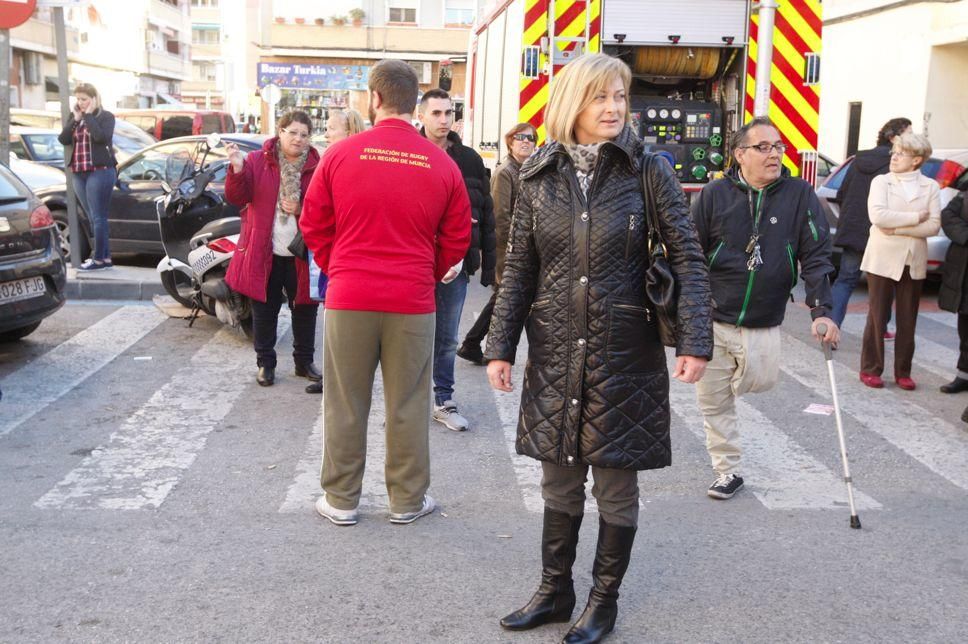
[260,0,483,133]
[819,0,968,159]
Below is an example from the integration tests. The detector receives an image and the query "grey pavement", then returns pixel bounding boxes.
[1,281,966,643]
[65,263,166,301]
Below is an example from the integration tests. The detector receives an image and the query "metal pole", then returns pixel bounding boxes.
[54,7,83,267]
[1,29,11,167]
[753,0,779,118]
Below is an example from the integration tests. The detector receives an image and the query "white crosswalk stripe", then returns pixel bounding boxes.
[781,332,968,492]
[668,378,881,510]
[35,317,290,510]
[0,305,166,437]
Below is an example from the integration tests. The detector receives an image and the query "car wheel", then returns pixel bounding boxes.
[51,210,91,264]
[0,321,43,342]
[160,270,195,309]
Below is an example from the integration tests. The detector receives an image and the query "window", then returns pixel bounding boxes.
[192,61,217,82]
[160,115,194,140]
[846,102,862,158]
[192,27,220,44]
[200,114,221,133]
[444,1,474,27]
[191,0,219,6]
[803,53,820,86]
[119,142,195,183]
[387,1,418,24]
[21,134,65,163]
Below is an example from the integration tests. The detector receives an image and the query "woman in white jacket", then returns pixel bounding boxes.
[859,132,940,390]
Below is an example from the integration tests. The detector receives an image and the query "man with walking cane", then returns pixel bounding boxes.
[691,117,840,500]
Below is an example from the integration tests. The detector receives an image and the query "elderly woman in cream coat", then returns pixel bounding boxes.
[859,132,941,390]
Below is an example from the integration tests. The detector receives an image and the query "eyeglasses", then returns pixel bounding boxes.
[281,129,310,140]
[512,133,536,142]
[890,151,914,157]
[739,142,788,154]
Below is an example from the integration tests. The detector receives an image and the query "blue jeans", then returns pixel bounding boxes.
[72,167,116,262]
[830,248,863,327]
[433,271,468,405]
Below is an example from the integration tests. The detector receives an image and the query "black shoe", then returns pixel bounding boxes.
[500,509,583,631]
[707,473,744,500]
[295,362,322,381]
[561,518,636,644]
[456,342,485,366]
[962,406,968,424]
[941,377,968,394]
[257,366,275,387]
[305,381,322,394]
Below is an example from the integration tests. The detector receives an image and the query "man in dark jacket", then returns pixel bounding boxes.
[691,117,839,500]
[938,189,968,399]
[829,117,912,326]
[419,88,497,431]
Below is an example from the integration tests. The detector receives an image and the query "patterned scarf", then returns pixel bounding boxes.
[563,141,602,194]
[277,145,308,223]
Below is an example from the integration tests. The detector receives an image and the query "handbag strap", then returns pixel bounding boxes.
[639,153,667,258]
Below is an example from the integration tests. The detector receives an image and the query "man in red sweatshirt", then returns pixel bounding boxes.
[300,59,471,527]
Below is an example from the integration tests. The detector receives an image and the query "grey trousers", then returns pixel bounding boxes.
[321,309,435,515]
[541,461,640,527]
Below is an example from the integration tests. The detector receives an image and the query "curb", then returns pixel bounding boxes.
[66,279,167,301]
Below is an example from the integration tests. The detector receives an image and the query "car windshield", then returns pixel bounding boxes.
[22,134,65,162]
[113,122,156,154]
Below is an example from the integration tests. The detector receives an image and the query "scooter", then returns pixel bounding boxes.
[155,133,252,336]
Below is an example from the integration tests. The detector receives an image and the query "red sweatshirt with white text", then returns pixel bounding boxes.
[300,119,471,314]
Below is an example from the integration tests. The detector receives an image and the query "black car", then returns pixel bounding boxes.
[0,163,67,341]
[33,134,267,261]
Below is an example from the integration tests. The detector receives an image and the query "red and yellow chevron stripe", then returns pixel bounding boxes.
[745,0,822,176]
[519,0,602,144]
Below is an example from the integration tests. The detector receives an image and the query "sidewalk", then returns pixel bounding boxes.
[66,264,167,301]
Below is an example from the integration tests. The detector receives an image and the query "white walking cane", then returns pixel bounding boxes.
[816,323,862,529]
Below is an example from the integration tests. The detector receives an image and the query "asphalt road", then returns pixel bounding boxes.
[1,281,966,643]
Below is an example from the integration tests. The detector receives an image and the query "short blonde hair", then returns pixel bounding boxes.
[504,122,537,150]
[893,132,932,168]
[342,109,366,136]
[544,53,631,145]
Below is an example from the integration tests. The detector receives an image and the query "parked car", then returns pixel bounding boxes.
[8,121,157,168]
[0,163,67,341]
[115,109,236,141]
[816,149,968,274]
[31,134,267,261]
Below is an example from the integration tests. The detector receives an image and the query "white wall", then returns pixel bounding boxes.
[924,42,968,149]
[819,0,968,159]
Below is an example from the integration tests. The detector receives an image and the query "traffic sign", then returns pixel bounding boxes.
[261,83,282,106]
[0,0,37,29]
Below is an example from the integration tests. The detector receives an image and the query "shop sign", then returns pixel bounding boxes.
[257,63,370,91]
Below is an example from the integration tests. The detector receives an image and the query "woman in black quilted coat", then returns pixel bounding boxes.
[485,54,713,644]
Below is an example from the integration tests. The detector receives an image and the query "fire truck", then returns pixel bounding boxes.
[464,0,823,193]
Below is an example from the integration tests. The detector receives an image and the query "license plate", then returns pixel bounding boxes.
[0,276,47,305]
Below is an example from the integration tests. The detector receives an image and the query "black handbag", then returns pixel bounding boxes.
[640,153,679,347]
[287,227,308,260]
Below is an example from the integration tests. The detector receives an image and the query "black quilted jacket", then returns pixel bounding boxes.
[484,126,713,471]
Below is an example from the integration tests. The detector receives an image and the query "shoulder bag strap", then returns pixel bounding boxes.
[639,152,667,258]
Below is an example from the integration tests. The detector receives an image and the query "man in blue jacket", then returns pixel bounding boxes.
[691,117,840,500]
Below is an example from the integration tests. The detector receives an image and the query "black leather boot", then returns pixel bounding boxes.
[561,518,636,644]
[500,508,583,630]
[257,366,275,387]
[941,377,968,394]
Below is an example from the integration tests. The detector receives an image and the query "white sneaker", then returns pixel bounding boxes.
[389,494,436,524]
[433,400,469,431]
[314,496,359,526]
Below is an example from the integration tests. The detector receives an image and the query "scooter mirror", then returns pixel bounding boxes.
[206,132,222,149]
[160,180,172,194]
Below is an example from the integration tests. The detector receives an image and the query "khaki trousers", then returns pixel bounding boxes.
[694,321,781,475]
[321,309,435,515]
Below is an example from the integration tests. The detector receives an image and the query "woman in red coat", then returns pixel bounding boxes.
[224,111,322,387]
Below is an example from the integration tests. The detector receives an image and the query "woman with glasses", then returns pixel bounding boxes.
[485,54,712,643]
[859,131,941,390]
[224,111,323,389]
[457,122,537,364]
